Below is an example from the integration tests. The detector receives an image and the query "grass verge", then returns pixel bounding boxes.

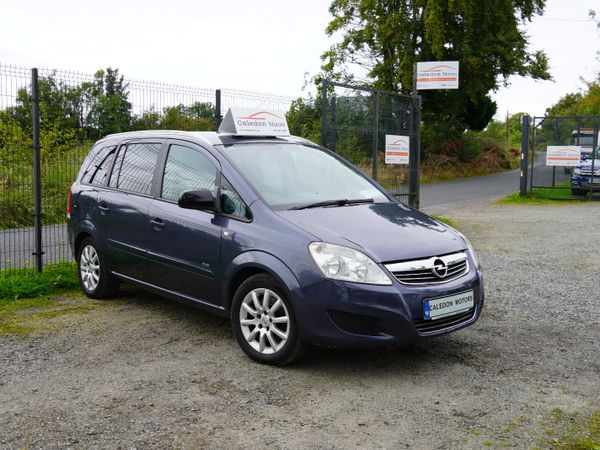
[498,188,589,205]
[0,261,79,301]
[0,262,98,335]
[0,295,97,335]
[538,409,600,449]
[430,215,455,227]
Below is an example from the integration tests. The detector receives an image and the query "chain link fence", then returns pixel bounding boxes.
[321,81,420,208]
[529,115,600,198]
[0,63,293,271]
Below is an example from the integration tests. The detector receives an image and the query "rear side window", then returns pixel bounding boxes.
[81,146,116,186]
[109,142,161,195]
[161,144,217,202]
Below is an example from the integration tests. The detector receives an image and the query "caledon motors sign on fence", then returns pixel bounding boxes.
[415,61,459,90]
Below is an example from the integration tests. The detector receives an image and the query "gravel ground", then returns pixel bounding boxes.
[1,201,599,449]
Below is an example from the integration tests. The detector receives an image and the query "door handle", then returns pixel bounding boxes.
[150,218,166,230]
[98,204,109,214]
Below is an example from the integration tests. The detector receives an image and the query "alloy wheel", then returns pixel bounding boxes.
[239,288,290,354]
[80,244,100,291]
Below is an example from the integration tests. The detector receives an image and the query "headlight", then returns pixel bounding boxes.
[458,233,481,269]
[308,242,392,285]
[573,168,582,175]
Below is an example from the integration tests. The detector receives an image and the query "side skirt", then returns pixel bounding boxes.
[111,271,229,318]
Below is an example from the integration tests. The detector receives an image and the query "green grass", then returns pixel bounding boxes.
[0,262,79,302]
[538,410,600,450]
[0,262,94,335]
[430,215,455,227]
[498,188,587,204]
[0,296,97,335]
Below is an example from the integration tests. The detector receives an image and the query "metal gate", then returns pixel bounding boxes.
[321,81,421,209]
[529,115,600,197]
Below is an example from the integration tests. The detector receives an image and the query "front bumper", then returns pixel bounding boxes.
[571,175,600,191]
[289,266,484,348]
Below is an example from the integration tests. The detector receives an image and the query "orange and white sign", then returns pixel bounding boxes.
[546,146,581,167]
[416,61,459,90]
[385,135,410,164]
[218,108,290,136]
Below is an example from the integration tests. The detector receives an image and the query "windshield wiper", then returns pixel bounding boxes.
[291,198,374,210]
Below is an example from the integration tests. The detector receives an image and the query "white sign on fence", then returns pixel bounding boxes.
[416,61,459,90]
[546,146,581,167]
[385,135,410,164]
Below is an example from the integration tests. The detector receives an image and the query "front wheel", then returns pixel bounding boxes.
[571,188,586,196]
[231,274,305,365]
[77,237,119,299]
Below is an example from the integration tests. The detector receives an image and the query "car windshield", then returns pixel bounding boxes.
[222,143,389,210]
[571,136,595,146]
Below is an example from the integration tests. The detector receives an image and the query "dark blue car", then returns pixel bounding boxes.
[68,123,484,364]
[571,147,600,195]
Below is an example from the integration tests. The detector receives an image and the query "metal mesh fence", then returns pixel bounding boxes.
[0,65,34,270]
[220,88,293,111]
[531,116,600,198]
[0,63,295,272]
[322,82,420,207]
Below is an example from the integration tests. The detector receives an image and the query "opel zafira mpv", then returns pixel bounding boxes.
[67,108,484,365]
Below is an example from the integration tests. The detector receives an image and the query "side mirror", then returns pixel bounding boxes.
[178,189,216,212]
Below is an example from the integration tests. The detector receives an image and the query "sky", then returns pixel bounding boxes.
[1,0,599,120]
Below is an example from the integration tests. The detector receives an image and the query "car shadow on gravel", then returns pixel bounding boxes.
[112,285,482,377]
[297,337,480,374]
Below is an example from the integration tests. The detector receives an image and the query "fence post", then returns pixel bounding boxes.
[330,95,336,153]
[214,89,222,131]
[321,79,328,147]
[519,114,530,197]
[408,95,421,209]
[372,91,380,181]
[31,68,43,272]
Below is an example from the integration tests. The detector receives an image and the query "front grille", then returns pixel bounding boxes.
[384,252,469,285]
[413,308,475,334]
[328,310,382,336]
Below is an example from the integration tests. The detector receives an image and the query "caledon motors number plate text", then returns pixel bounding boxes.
[423,290,474,320]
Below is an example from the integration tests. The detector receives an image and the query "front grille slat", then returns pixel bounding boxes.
[385,252,469,285]
[413,309,475,333]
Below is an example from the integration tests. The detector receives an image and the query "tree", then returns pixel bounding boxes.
[131,102,215,131]
[90,68,133,136]
[286,97,322,144]
[545,79,600,117]
[323,0,551,141]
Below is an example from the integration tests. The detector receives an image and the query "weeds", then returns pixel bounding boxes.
[0,262,79,301]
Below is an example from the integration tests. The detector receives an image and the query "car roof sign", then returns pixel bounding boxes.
[218,108,290,136]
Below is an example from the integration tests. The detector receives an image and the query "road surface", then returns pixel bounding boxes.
[420,167,520,213]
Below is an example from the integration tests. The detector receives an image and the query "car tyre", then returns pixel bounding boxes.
[571,188,586,196]
[231,273,305,365]
[77,237,119,299]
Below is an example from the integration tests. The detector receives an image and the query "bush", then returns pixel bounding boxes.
[422,134,520,182]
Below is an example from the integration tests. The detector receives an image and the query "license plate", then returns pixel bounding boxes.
[423,290,474,320]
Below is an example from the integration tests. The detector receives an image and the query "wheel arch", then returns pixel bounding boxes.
[73,220,101,256]
[222,251,301,311]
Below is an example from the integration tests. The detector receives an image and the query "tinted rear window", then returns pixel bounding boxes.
[109,142,161,195]
[81,146,116,186]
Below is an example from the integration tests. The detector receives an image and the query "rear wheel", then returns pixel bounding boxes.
[231,274,305,365]
[571,188,586,196]
[77,237,118,299]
